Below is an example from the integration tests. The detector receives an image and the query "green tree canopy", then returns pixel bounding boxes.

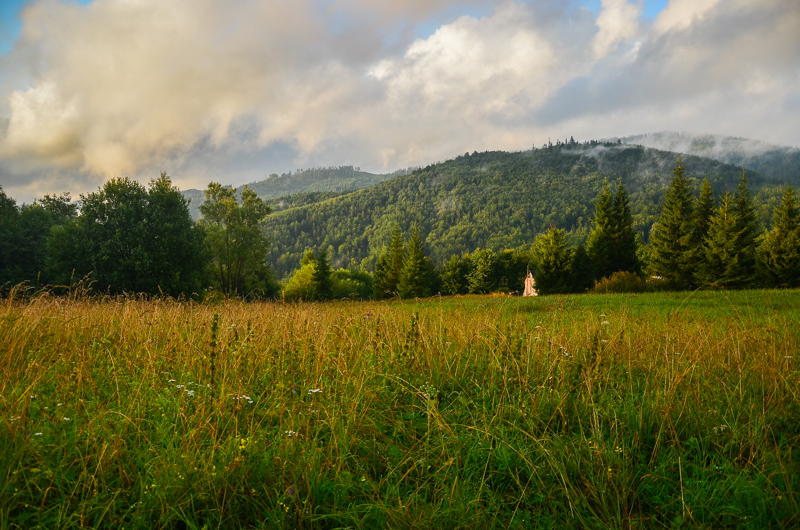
[587,179,640,280]
[649,158,696,288]
[730,170,760,286]
[373,224,406,299]
[757,187,800,287]
[533,228,573,295]
[311,247,333,301]
[199,183,275,297]
[47,175,206,295]
[696,193,750,288]
[398,224,435,299]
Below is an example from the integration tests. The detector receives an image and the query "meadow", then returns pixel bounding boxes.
[1,289,799,529]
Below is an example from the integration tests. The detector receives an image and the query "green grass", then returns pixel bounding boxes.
[1,290,799,529]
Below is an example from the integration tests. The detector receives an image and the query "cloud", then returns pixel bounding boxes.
[592,0,641,58]
[0,0,798,203]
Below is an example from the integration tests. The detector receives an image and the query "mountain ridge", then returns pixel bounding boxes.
[259,142,793,278]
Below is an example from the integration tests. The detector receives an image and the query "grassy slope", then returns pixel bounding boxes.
[2,290,799,529]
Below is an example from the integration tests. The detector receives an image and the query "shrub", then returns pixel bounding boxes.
[591,271,648,293]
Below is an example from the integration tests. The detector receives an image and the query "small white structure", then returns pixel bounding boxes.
[523,272,538,297]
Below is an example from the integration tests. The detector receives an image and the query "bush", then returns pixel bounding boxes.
[591,271,648,293]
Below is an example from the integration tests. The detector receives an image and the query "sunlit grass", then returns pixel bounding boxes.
[1,291,799,528]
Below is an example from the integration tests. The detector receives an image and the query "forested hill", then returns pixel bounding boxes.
[621,132,800,184]
[182,166,414,219]
[262,143,789,278]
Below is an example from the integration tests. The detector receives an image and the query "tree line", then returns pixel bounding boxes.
[1,175,278,298]
[1,157,798,299]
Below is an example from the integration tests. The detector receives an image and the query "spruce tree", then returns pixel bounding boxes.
[689,178,715,251]
[587,179,640,280]
[730,169,760,286]
[757,187,800,287]
[612,181,641,275]
[311,247,333,300]
[696,193,749,288]
[372,224,406,299]
[569,243,594,293]
[533,228,572,295]
[398,224,432,298]
[587,180,613,279]
[372,254,391,299]
[649,158,695,288]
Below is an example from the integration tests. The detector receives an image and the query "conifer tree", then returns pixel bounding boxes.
[649,158,695,288]
[569,243,594,293]
[373,224,406,299]
[398,224,433,298]
[311,247,333,300]
[612,181,641,275]
[730,169,760,286]
[696,193,749,288]
[689,178,715,253]
[587,180,613,279]
[533,228,572,295]
[757,187,800,287]
[372,254,392,299]
[587,179,640,280]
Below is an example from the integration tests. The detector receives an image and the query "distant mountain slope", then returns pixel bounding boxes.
[182,166,413,219]
[620,132,800,183]
[261,143,786,278]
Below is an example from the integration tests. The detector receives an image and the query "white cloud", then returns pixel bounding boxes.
[652,0,722,35]
[592,0,641,58]
[0,0,799,202]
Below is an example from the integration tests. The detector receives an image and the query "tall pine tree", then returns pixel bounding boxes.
[311,247,333,300]
[373,224,406,299]
[757,187,800,287]
[587,180,613,279]
[569,243,594,293]
[730,169,760,287]
[533,228,573,295]
[398,224,434,298]
[696,193,750,288]
[649,158,695,288]
[587,179,640,280]
[611,181,641,275]
[689,178,715,252]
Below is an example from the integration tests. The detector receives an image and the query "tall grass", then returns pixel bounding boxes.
[1,291,798,529]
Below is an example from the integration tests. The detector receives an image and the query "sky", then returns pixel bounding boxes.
[0,0,798,203]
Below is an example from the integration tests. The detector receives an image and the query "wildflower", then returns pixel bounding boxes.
[601,321,610,326]
[286,486,295,496]
[34,432,43,436]
[63,417,71,421]
[285,430,297,437]
[308,388,322,394]
[169,379,176,383]
[187,390,195,397]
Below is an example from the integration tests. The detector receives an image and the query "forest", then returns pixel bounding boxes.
[1,142,799,300]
